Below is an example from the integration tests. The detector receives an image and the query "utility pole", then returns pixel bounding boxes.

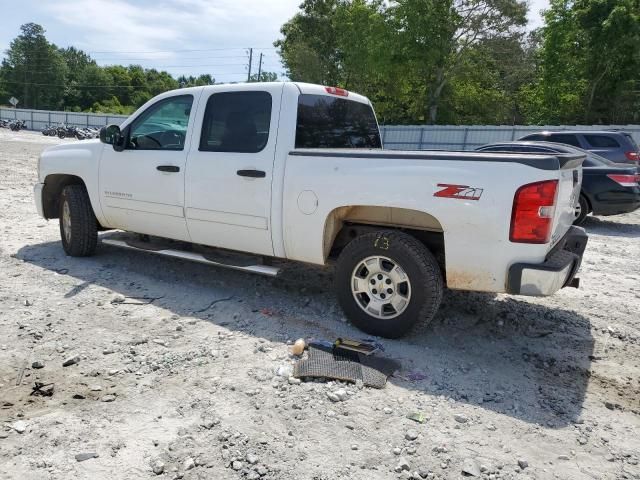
[247,48,253,82]
[257,53,263,82]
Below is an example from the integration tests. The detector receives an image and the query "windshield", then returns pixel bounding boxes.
[295,94,382,149]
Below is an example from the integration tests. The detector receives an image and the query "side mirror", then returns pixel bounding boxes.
[100,124,125,152]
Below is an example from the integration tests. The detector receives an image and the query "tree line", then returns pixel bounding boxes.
[276,0,640,125]
[2,0,639,125]
[0,23,275,115]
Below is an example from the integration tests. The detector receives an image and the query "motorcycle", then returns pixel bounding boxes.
[9,120,27,131]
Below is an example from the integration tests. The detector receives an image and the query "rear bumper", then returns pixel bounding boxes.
[591,187,640,215]
[507,226,588,296]
[34,183,45,218]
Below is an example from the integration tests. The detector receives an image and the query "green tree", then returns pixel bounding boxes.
[275,0,343,85]
[0,23,67,109]
[276,0,528,124]
[249,71,279,82]
[527,0,640,124]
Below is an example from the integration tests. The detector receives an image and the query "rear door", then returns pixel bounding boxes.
[184,84,284,256]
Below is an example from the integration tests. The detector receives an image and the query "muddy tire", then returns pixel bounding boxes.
[574,194,589,226]
[335,230,443,338]
[59,184,98,257]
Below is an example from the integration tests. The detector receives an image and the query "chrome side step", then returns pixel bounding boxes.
[101,239,280,277]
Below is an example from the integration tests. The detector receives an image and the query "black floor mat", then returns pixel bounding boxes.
[293,344,400,389]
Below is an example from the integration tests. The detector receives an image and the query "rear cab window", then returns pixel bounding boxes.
[295,94,382,149]
[584,135,620,149]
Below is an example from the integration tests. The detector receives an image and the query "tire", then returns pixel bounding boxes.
[58,131,66,139]
[59,184,98,257]
[335,230,443,338]
[574,194,589,226]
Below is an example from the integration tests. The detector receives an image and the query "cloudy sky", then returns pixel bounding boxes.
[0,0,550,82]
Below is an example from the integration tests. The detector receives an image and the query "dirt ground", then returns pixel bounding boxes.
[0,129,638,480]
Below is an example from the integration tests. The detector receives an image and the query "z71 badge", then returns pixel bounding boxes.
[433,184,484,201]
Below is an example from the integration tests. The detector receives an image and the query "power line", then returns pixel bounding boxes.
[87,47,277,54]
[1,77,251,89]
[14,63,250,74]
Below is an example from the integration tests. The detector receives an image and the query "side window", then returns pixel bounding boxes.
[127,95,193,150]
[584,135,620,148]
[199,91,272,153]
[547,134,581,148]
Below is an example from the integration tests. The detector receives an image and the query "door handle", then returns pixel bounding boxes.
[157,165,180,173]
[237,169,266,178]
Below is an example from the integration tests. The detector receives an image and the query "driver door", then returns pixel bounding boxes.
[99,93,197,241]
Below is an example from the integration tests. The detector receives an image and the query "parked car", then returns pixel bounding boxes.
[518,130,639,166]
[476,141,640,224]
[34,82,588,338]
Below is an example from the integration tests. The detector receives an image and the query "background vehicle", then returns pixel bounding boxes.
[518,130,639,166]
[477,142,640,224]
[34,83,588,338]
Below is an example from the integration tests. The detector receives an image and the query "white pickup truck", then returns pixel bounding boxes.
[34,82,588,338]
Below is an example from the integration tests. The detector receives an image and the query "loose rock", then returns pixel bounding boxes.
[62,355,80,367]
[12,421,27,434]
[454,413,469,424]
[75,452,98,462]
[405,429,419,441]
[461,458,481,477]
[151,459,165,475]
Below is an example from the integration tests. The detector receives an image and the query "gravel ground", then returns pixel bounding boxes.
[0,129,639,480]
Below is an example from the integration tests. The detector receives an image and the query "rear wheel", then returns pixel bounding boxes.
[574,194,589,225]
[335,231,443,338]
[59,184,98,257]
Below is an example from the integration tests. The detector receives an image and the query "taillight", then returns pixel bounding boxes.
[607,174,638,187]
[325,86,349,97]
[624,151,639,162]
[510,180,559,244]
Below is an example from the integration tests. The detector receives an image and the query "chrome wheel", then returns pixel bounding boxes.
[62,200,72,244]
[351,255,412,320]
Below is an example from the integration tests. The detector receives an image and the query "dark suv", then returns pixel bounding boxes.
[518,130,639,165]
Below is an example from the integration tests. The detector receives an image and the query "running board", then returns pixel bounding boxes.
[101,239,280,277]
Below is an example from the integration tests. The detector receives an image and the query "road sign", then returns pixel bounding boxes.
[9,97,19,107]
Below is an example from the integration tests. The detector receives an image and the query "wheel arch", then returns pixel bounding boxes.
[322,205,446,272]
[42,174,88,219]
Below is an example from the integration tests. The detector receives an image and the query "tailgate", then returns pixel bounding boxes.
[550,154,584,247]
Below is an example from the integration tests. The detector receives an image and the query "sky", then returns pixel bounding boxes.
[0,0,550,82]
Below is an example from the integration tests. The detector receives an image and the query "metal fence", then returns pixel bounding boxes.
[380,124,640,151]
[0,107,127,132]
[3,106,640,151]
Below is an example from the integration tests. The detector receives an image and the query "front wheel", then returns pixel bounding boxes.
[335,231,443,338]
[59,184,98,257]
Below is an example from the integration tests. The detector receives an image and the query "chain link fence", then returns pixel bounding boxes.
[3,106,640,151]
